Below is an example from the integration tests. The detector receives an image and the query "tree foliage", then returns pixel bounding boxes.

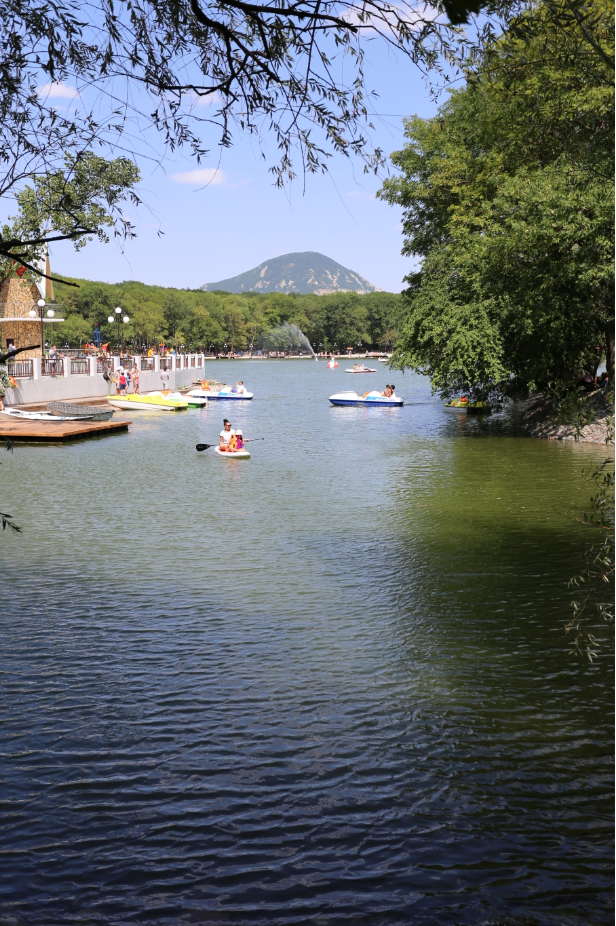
[567,458,615,662]
[0,153,140,284]
[378,0,614,402]
[53,277,403,351]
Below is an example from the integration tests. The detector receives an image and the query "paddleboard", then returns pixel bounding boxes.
[214,447,251,459]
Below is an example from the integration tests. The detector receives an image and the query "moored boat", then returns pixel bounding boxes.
[188,387,253,401]
[329,390,403,407]
[46,401,114,420]
[1,408,93,421]
[444,398,491,414]
[152,391,207,407]
[107,394,188,411]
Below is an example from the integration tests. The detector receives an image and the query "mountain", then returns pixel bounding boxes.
[201,251,380,295]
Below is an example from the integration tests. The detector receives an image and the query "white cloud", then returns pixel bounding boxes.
[171,168,226,186]
[37,82,80,99]
[193,91,223,107]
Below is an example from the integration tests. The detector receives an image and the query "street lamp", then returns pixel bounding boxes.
[107,307,130,353]
[29,298,55,357]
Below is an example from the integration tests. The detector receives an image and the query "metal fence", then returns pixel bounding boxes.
[160,357,172,371]
[42,359,64,376]
[7,360,33,378]
[71,358,90,375]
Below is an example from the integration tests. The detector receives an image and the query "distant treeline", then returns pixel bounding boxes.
[52,278,403,352]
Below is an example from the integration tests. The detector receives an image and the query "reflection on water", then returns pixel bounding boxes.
[0,362,613,925]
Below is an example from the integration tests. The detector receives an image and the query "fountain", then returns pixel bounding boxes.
[258,322,318,360]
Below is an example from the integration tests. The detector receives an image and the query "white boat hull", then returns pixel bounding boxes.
[189,389,253,401]
[329,390,403,407]
[107,398,180,411]
[214,447,251,459]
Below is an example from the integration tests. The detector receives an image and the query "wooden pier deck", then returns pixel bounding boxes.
[0,416,131,442]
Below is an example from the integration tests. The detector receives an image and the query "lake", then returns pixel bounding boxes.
[0,360,613,925]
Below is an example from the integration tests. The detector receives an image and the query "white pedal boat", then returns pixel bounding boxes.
[0,408,93,421]
[214,447,251,459]
[153,391,207,407]
[329,390,403,407]
[326,360,339,368]
[345,366,377,373]
[188,387,253,401]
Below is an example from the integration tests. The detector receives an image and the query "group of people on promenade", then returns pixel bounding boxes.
[103,363,141,396]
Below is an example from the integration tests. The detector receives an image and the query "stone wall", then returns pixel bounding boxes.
[0,277,51,358]
[520,390,614,446]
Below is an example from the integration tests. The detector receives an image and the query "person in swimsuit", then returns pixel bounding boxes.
[381,385,394,398]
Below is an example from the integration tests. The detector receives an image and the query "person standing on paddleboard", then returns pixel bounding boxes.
[219,419,235,452]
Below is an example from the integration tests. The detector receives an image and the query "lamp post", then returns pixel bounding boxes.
[29,298,55,359]
[107,307,130,355]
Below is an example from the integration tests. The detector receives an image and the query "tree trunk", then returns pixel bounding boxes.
[606,324,615,385]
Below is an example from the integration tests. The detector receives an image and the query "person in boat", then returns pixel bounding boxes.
[381,385,394,398]
[219,419,236,452]
[231,381,245,394]
[235,429,244,450]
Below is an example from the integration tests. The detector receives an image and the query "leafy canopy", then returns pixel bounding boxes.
[53,276,404,352]
[378,0,614,401]
[0,153,140,285]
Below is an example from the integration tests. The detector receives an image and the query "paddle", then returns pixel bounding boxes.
[196,437,265,452]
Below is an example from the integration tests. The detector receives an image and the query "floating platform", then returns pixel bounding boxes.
[0,416,131,442]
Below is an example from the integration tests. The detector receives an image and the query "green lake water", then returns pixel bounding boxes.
[0,360,613,924]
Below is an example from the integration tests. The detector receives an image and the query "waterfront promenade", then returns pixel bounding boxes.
[6,353,208,406]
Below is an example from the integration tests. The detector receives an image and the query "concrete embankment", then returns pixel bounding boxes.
[6,355,207,406]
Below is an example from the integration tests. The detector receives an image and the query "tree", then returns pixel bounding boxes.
[0,0,491,283]
[378,0,614,402]
[0,152,140,286]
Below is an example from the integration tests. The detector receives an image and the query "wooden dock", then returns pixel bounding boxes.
[0,416,131,442]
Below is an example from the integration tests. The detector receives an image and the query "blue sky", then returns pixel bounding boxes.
[48,44,440,293]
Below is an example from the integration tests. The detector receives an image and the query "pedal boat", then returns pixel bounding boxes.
[444,398,491,414]
[329,390,403,407]
[162,391,207,407]
[345,365,377,373]
[214,446,251,459]
[188,387,253,401]
[107,393,188,411]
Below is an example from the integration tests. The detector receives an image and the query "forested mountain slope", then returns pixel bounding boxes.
[202,252,380,295]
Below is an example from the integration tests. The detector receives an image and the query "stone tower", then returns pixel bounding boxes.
[0,251,60,358]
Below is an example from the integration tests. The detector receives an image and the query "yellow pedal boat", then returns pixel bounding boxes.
[107,394,188,411]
